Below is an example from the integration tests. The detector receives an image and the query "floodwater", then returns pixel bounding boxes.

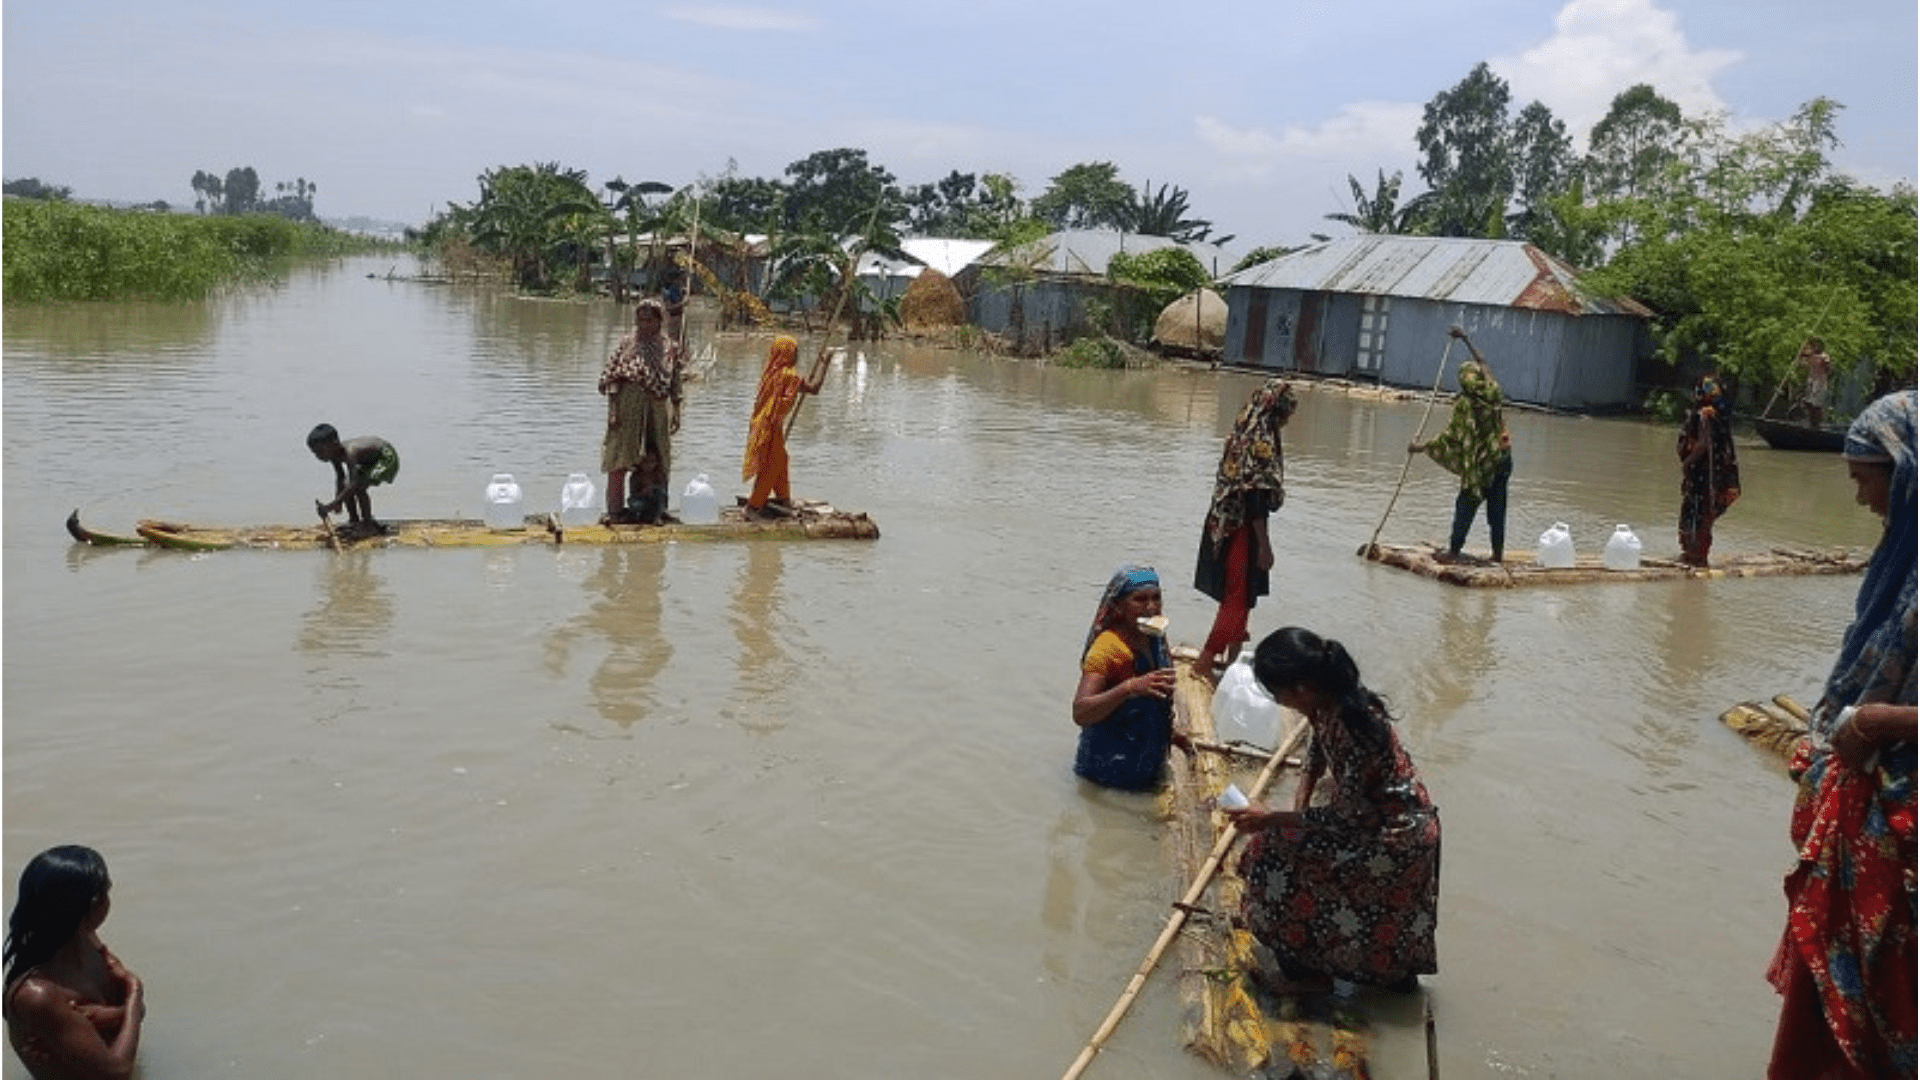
[3,255,1885,1079]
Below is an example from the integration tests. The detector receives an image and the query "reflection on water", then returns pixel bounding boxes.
[726,542,793,734]
[541,544,674,729]
[297,550,394,661]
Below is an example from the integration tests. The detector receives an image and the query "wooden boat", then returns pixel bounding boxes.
[1361,540,1866,588]
[1158,647,1431,1078]
[1752,416,1845,453]
[68,501,879,552]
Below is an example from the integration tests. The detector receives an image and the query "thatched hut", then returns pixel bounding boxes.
[899,268,967,331]
[1152,288,1226,358]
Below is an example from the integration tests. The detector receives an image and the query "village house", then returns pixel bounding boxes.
[1217,236,1652,410]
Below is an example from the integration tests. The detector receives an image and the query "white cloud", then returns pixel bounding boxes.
[659,6,819,32]
[1496,0,1737,138]
[1195,102,1423,182]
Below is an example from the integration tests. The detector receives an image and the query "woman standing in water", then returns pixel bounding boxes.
[1223,627,1439,994]
[1071,565,1179,791]
[5,845,145,1080]
[1766,389,1915,1079]
[1676,375,1740,567]
[1195,379,1296,670]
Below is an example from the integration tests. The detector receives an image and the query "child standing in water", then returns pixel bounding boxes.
[1071,565,1180,791]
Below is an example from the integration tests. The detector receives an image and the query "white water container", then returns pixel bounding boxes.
[1211,654,1280,748]
[559,473,597,527]
[1602,524,1643,571]
[1536,522,1576,569]
[681,473,719,525]
[483,473,523,531]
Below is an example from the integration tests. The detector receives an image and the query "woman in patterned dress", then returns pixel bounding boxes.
[1194,379,1296,670]
[1676,375,1740,567]
[1223,627,1439,994]
[1766,389,1916,1079]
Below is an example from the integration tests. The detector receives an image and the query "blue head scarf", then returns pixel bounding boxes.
[1817,388,1917,732]
[1083,564,1161,662]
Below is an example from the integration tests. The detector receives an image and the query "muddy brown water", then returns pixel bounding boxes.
[3,256,1884,1077]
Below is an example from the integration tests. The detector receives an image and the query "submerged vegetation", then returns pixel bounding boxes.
[3,198,395,302]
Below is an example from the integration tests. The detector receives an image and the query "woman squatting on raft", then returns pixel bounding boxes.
[1223,627,1440,995]
[740,336,825,520]
[1195,379,1295,671]
[5,846,145,1080]
[1765,389,1916,1080]
[1676,375,1740,567]
[1071,565,1180,791]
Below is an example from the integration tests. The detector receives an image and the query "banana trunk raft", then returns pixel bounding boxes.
[67,502,878,552]
[1361,540,1865,588]
[1161,648,1433,1079]
[1720,694,1814,768]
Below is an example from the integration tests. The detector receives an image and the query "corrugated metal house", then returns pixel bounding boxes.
[971,229,1216,353]
[1218,236,1652,409]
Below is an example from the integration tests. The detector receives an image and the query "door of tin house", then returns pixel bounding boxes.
[1292,293,1323,373]
[1242,290,1270,363]
[1355,294,1388,379]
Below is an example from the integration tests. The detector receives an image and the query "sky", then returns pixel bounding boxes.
[4,0,1915,262]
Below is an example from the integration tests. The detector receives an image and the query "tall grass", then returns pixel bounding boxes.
[3,199,396,302]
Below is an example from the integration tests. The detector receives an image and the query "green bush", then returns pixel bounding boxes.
[1054,336,1126,369]
[3,199,393,302]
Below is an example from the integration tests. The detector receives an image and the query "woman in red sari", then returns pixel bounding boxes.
[1767,389,1916,1079]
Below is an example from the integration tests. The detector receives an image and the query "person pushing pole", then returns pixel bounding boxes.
[1405,326,1512,565]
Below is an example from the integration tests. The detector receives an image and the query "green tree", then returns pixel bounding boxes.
[1324,169,1412,234]
[2,177,73,201]
[1106,246,1211,340]
[1585,84,1685,202]
[1581,102,1915,393]
[1031,161,1133,230]
[1414,62,1514,236]
[1127,181,1217,244]
[222,167,261,215]
[782,147,900,236]
[461,162,602,291]
[190,169,224,214]
[705,171,785,234]
[1507,101,1577,243]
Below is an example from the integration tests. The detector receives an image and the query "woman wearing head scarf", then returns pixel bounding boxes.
[6,846,144,1080]
[1766,389,1916,1079]
[1072,565,1178,791]
[1676,375,1741,567]
[1409,328,1512,564]
[741,336,825,519]
[1195,380,1297,670]
[599,298,686,524]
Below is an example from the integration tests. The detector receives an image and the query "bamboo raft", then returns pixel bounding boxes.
[1153,648,1431,1079]
[1361,540,1865,588]
[66,502,879,552]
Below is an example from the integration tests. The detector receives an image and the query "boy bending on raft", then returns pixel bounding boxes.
[308,424,399,535]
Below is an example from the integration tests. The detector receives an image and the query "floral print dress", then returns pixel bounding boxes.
[1237,708,1440,985]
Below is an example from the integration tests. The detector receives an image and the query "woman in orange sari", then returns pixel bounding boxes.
[740,336,825,518]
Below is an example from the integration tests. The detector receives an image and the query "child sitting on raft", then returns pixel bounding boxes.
[1071,565,1180,791]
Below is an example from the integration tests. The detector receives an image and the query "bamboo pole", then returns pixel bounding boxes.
[1059,716,1312,1080]
[1365,331,1459,556]
[784,190,888,439]
[315,500,340,552]
[1759,287,1840,420]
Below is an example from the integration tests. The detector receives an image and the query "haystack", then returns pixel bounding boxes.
[1152,288,1226,354]
[899,268,967,329]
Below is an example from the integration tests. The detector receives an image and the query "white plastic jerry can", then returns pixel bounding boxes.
[484,473,524,531]
[1602,524,1643,570]
[1536,522,1576,569]
[681,473,719,525]
[559,473,597,527]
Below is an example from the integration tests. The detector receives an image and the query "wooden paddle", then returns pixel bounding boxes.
[1365,329,1460,557]
[1059,716,1312,1080]
[784,190,890,439]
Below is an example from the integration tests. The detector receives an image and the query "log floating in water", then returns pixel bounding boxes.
[1361,540,1865,588]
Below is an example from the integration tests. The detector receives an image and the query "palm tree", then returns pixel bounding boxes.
[1325,169,1413,234]
[1128,181,1215,243]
